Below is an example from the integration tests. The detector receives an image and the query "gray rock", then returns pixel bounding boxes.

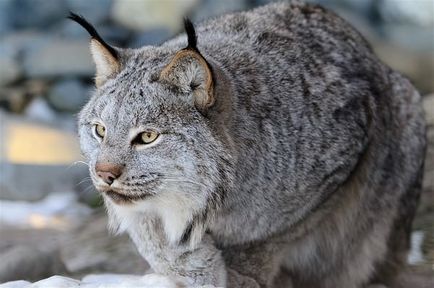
[0,87,27,113]
[0,0,14,37]
[0,46,21,86]
[192,0,248,22]
[249,0,279,7]
[423,94,434,128]
[305,0,374,12]
[130,28,172,48]
[0,111,86,201]
[24,97,57,123]
[57,20,90,40]
[421,94,434,215]
[22,39,94,79]
[0,162,88,202]
[1,32,51,56]
[372,40,434,93]
[111,0,198,31]
[0,245,67,283]
[378,0,434,26]
[0,212,147,281]
[378,24,434,52]
[8,0,68,29]
[61,213,148,275]
[96,25,132,46]
[58,21,131,46]
[65,0,112,24]
[48,79,91,112]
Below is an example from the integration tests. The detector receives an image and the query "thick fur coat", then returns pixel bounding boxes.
[74,2,426,287]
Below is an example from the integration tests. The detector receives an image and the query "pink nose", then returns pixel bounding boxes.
[95,162,124,185]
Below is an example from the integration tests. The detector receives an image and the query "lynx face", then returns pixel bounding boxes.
[79,56,227,244]
[81,76,202,200]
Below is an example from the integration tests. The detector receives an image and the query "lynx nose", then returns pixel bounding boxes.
[95,162,124,185]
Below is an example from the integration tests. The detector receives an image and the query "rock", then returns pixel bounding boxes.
[56,20,91,40]
[65,0,112,25]
[129,28,172,48]
[422,94,433,176]
[192,0,248,22]
[22,39,94,79]
[0,80,50,114]
[95,25,133,46]
[379,24,434,53]
[59,21,131,46]
[250,0,278,7]
[48,79,91,112]
[0,111,86,201]
[24,97,57,122]
[0,245,67,283]
[8,0,68,29]
[0,45,22,86]
[419,94,434,214]
[371,41,434,94]
[0,212,148,281]
[111,0,198,32]
[422,94,434,126]
[0,87,27,113]
[0,192,92,230]
[1,32,50,60]
[61,213,148,275]
[0,162,88,202]
[25,80,49,96]
[0,0,14,37]
[378,0,434,26]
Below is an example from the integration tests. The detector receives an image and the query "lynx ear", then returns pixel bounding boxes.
[160,19,214,112]
[68,13,120,87]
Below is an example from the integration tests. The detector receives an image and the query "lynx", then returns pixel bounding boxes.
[72,2,426,287]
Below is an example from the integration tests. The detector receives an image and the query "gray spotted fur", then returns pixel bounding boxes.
[77,2,427,287]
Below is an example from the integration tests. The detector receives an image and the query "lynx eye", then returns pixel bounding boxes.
[94,124,106,139]
[133,130,159,145]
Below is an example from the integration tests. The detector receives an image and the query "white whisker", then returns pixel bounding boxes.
[160,176,211,190]
[76,177,93,186]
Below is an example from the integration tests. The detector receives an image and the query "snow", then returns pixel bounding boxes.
[0,192,91,230]
[407,230,425,265]
[0,274,191,288]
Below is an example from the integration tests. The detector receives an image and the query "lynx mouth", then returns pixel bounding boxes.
[105,190,151,204]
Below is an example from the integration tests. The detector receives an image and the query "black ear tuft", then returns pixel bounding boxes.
[67,12,118,59]
[183,18,198,51]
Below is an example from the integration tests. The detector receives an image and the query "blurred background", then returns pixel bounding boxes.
[0,0,433,284]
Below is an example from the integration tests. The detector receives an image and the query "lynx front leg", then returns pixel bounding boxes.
[127,217,227,287]
[127,216,273,287]
[222,239,288,288]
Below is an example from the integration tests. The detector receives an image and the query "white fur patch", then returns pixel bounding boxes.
[106,186,207,248]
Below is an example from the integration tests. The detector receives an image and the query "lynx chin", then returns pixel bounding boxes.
[71,2,426,287]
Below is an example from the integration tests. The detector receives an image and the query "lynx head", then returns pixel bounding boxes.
[70,13,233,247]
